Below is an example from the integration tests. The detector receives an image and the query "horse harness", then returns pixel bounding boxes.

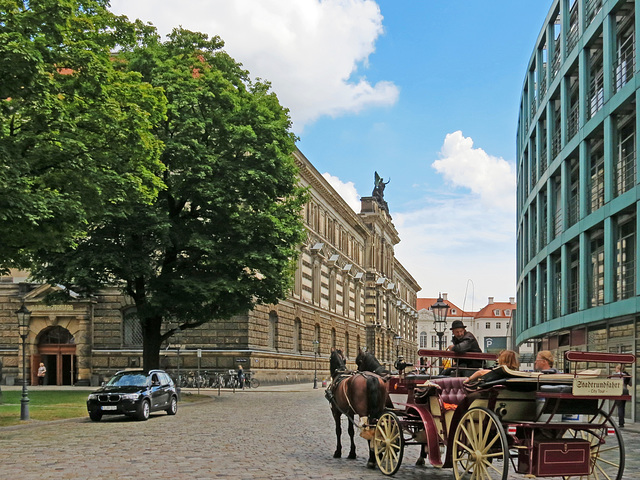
[326,370,380,417]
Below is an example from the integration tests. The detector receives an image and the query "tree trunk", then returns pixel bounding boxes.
[142,316,163,371]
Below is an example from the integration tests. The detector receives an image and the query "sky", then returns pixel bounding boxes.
[108,0,553,311]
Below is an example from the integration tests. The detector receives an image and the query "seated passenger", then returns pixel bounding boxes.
[534,350,558,374]
[464,349,519,384]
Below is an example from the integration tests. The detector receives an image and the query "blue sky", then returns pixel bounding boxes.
[109,0,553,310]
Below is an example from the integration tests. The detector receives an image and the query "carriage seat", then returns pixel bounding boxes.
[431,377,467,405]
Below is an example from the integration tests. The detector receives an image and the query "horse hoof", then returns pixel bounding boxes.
[366,461,376,469]
[333,452,341,459]
[347,453,356,460]
[415,458,425,466]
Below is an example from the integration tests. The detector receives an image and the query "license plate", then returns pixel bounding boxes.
[101,405,117,411]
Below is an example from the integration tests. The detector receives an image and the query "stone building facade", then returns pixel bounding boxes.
[0,149,420,386]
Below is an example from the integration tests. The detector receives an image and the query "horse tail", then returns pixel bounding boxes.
[366,374,381,419]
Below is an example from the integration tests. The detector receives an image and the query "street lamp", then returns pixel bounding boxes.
[16,303,31,421]
[431,294,450,351]
[313,340,320,389]
[394,335,402,358]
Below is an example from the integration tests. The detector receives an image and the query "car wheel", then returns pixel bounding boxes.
[166,396,178,415]
[89,410,102,422]
[136,399,150,421]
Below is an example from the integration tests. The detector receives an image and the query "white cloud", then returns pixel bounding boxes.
[394,132,516,307]
[108,0,399,132]
[322,173,361,212]
[432,131,515,211]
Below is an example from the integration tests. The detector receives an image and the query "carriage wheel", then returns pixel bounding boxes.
[453,407,509,480]
[562,410,624,480]
[373,411,404,476]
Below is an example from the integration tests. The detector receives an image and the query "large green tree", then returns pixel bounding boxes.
[0,0,165,268]
[33,27,308,370]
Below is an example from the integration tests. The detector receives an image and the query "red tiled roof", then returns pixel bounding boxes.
[416,298,474,316]
[475,301,516,319]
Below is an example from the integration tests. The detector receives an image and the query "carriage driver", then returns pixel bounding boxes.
[444,320,483,376]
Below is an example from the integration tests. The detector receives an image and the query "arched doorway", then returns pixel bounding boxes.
[32,326,77,386]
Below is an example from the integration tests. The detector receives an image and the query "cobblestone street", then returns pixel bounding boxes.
[1,384,640,479]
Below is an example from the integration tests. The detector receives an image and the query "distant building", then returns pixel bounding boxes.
[416,295,532,368]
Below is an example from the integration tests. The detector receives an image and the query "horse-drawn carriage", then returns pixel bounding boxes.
[328,348,635,479]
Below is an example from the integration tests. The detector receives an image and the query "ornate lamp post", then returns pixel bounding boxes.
[431,294,450,351]
[16,303,31,421]
[313,340,320,389]
[394,335,402,359]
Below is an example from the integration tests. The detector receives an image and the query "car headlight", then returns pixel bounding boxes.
[121,393,141,400]
[88,393,99,400]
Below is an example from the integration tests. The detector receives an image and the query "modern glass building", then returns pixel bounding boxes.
[516,0,638,420]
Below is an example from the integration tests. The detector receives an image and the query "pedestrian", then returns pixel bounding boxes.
[534,350,558,373]
[613,363,632,428]
[444,320,483,376]
[237,364,245,389]
[37,362,46,386]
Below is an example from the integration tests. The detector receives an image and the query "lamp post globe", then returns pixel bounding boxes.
[16,303,31,421]
[431,294,450,352]
[394,334,402,358]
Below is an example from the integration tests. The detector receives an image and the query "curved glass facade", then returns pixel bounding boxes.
[516,0,638,366]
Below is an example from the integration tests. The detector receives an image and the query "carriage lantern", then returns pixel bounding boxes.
[431,294,449,351]
[16,303,31,420]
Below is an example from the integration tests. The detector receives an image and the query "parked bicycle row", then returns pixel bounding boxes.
[170,370,260,389]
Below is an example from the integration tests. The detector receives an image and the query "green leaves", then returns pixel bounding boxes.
[0,0,165,266]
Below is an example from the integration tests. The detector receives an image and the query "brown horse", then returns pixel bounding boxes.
[327,349,388,468]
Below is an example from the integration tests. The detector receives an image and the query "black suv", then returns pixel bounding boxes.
[87,369,178,421]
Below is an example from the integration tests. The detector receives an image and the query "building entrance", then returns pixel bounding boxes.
[32,326,77,386]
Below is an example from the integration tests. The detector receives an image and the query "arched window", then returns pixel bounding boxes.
[331,328,336,350]
[293,318,302,353]
[314,324,321,354]
[39,326,75,344]
[345,332,350,358]
[419,331,428,348]
[268,311,278,350]
[122,309,142,347]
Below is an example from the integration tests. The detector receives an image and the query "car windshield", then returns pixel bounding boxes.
[106,373,149,387]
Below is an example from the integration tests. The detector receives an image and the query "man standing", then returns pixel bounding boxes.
[445,320,483,376]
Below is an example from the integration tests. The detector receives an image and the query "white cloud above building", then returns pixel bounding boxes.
[108,0,399,132]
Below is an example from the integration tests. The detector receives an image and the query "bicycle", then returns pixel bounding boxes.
[243,372,260,388]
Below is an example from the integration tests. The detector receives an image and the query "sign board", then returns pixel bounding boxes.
[236,358,247,363]
[484,336,507,353]
[572,377,623,396]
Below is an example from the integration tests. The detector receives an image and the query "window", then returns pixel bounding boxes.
[268,311,278,349]
[451,309,456,315]
[419,331,428,348]
[496,322,502,329]
[293,318,302,353]
[505,309,512,317]
[345,332,350,358]
[494,309,501,316]
[485,322,491,329]
[331,328,336,350]
[122,309,142,347]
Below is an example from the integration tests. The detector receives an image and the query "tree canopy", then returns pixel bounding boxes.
[0,0,166,268]
[29,26,308,369]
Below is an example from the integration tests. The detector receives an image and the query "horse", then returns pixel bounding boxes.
[355,348,390,376]
[326,349,388,467]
